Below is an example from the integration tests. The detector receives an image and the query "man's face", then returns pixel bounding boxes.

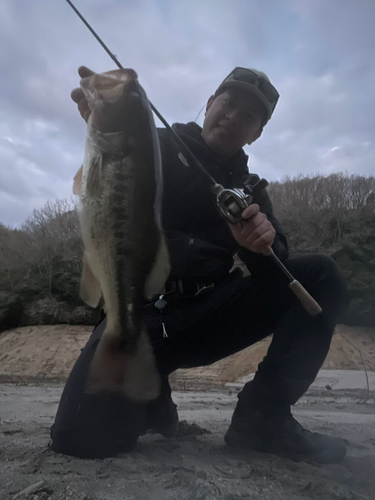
[201,87,265,158]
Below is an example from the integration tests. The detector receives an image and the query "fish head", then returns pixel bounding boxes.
[80,68,147,135]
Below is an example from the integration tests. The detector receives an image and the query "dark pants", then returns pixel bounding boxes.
[50,254,348,457]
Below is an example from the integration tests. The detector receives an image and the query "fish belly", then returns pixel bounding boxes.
[80,157,163,400]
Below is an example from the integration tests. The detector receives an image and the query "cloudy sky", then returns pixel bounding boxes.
[0,0,374,227]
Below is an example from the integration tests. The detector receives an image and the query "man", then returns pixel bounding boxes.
[50,67,348,463]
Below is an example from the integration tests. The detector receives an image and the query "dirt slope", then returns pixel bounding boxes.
[0,324,374,386]
[0,325,92,382]
[172,324,375,389]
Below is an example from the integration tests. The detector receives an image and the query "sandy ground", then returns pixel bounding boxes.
[0,324,375,499]
[1,382,375,500]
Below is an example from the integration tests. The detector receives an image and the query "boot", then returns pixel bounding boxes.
[144,377,179,438]
[224,387,346,464]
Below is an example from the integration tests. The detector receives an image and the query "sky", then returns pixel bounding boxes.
[0,0,374,227]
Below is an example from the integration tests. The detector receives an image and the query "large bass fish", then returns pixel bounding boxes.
[73,69,170,401]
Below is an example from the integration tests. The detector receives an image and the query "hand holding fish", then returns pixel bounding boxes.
[71,66,95,122]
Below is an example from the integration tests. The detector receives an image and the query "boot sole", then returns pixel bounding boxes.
[151,420,180,438]
[224,427,346,464]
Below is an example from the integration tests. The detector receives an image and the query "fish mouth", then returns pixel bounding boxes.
[82,69,142,110]
[124,78,141,98]
[83,69,145,134]
[122,68,138,81]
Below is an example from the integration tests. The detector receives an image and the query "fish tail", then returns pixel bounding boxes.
[121,329,161,401]
[87,327,161,401]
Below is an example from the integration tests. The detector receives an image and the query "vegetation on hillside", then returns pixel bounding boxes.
[0,200,100,331]
[0,173,374,332]
[268,173,375,326]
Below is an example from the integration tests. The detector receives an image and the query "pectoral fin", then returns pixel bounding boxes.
[145,234,171,298]
[80,252,101,307]
[73,165,83,195]
[86,154,103,196]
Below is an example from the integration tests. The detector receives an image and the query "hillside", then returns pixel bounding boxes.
[1,173,375,332]
[0,324,374,387]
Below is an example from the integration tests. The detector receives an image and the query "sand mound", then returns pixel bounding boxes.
[171,324,375,388]
[0,324,374,386]
[0,325,91,382]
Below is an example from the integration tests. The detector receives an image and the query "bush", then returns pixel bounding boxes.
[21,297,101,327]
[0,293,24,332]
[269,173,375,326]
[0,174,374,329]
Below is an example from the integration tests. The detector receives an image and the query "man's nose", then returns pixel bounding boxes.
[225,108,240,123]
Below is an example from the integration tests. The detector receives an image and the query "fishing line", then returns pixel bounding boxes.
[194,103,206,124]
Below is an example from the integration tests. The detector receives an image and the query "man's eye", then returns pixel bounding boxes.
[247,114,255,122]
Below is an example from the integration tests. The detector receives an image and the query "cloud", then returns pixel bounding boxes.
[248,61,375,180]
[0,0,374,226]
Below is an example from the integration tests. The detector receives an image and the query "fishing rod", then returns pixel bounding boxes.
[65,0,322,316]
[65,0,216,188]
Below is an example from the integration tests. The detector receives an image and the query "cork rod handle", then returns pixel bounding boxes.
[288,280,322,316]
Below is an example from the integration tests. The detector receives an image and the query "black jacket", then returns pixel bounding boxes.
[158,122,288,282]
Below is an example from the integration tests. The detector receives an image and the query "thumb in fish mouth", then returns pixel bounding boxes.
[78,65,96,78]
[70,67,96,122]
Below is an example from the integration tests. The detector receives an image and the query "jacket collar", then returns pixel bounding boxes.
[171,122,249,179]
